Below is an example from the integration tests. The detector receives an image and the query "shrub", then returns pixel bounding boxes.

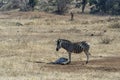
[38,0,57,12]
[0,0,20,11]
[28,0,38,10]
[89,0,120,15]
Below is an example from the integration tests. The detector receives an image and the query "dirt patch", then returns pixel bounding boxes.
[41,57,120,73]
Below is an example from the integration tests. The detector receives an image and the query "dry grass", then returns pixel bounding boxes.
[0,11,120,80]
[109,22,120,29]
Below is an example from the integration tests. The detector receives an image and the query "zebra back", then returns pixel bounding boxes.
[72,41,89,53]
[79,41,90,51]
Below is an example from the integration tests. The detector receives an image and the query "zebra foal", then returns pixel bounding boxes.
[56,39,90,64]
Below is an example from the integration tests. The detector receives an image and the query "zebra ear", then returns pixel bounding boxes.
[57,38,62,42]
[54,39,57,42]
[56,39,60,42]
[57,38,60,42]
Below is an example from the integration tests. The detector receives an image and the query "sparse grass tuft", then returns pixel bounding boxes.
[109,22,120,29]
[16,22,23,26]
[24,22,35,25]
[100,36,113,44]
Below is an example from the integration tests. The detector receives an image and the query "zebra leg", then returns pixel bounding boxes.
[62,52,71,65]
[68,52,71,63]
[88,52,91,55]
[84,50,89,64]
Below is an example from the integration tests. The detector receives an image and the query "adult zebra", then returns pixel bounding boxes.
[56,39,90,64]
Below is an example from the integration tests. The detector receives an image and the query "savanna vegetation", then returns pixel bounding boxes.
[0,0,120,15]
[0,0,120,80]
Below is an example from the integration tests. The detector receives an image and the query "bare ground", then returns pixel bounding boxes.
[44,57,120,72]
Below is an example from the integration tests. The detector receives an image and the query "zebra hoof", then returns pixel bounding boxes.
[86,61,88,64]
[62,61,71,65]
[66,61,71,64]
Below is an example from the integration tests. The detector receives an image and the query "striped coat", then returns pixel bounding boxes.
[56,39,90,64]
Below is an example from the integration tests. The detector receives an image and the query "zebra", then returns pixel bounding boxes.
[56,39,90,64]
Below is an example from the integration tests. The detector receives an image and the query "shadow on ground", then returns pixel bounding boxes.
[35,57,120,72]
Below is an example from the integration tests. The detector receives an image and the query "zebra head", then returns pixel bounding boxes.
[56,39,62,51]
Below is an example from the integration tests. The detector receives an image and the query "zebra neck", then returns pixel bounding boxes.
[61,42,72,51]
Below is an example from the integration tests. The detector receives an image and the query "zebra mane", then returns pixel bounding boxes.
[58,39,87,44]
[58,39,72,43]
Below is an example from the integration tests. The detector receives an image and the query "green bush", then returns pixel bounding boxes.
[28,0,38,10]
[105,0,120,15]
[38,0,57,12]
[89,0,120,15]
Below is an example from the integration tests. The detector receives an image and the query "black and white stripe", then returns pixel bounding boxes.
[56,39,90,64]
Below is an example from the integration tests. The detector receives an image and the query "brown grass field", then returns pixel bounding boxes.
[0,11,120,80]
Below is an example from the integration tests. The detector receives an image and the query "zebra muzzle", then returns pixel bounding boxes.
[56,48,59,51]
